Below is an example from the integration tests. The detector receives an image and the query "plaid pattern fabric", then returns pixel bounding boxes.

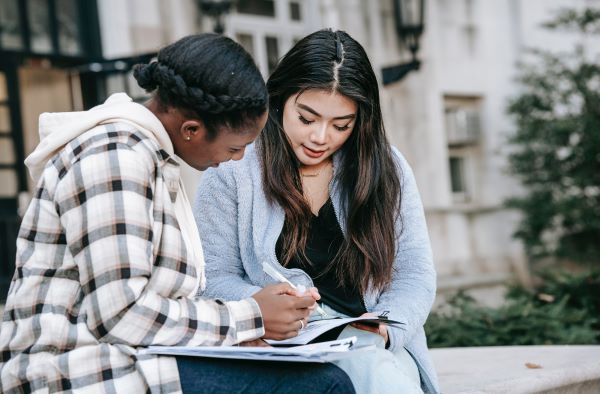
[0,123,264,393]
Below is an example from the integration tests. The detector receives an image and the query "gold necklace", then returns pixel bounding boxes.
[301,161,331,177]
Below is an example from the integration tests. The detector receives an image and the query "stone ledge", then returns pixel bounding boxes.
[431,345,600,393]
[437,273,513,292]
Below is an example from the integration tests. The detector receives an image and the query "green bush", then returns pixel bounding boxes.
[425,270,600,348]
[506,7,600,264]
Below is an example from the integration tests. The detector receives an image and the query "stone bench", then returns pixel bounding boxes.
[2,298,598,393]
[431,345,600,393]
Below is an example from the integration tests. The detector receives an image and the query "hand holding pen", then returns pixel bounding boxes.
[262,261,329,318]
[252,283,315,340]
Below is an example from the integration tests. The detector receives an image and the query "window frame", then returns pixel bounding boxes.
[224,0,319,77]
[0,0,101,59]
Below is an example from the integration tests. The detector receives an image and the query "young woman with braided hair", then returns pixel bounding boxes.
[195,30,440,393]
[0,34,354,393]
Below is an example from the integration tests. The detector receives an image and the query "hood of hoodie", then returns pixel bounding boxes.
[24,92,206,292]
[25,93,173,184]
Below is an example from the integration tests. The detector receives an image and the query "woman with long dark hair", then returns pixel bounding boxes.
[195,29,439,393]
[0,34,355,393]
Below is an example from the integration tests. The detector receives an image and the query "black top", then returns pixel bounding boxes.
[275,198,367,317]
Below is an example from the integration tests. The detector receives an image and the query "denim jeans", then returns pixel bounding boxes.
[316,303,423,394]
[176,356,355,394]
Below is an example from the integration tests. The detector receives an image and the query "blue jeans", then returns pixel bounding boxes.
[317,304,423,394]
[176,356,355,393]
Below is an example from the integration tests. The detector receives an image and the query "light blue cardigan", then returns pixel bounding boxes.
[194,144,439,394]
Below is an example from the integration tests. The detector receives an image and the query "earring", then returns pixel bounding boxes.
[185,136,191,141]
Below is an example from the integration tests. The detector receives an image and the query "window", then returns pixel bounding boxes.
[0,0,23,49]
[289,2,301,21]
[0,74,11,135]
[444,96,482,146]
[265,36,279,74]
[57,0,82,55]
[0,0,93,56]
[28,0,52,53]
[0,138,15,164]
[227,0,317,77]
[448,155,471,202]
[0,72,17,198]
[236,0,275,17]
[445,107,481,145]
[0,106,11,133]
[444,96,482,203]
[236,33,255,58]
[449,157,466,194]
[0,170,18,197]
[0,73,6,102]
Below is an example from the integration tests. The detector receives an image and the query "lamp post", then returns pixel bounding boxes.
[382,0,425,85]
[196,0,233,34]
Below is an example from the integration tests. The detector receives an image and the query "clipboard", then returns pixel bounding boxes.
[265,315,405,346]
[138,336,374,363]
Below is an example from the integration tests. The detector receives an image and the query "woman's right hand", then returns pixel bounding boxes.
[252,283,316,340]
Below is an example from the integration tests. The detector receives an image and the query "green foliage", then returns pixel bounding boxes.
[542,8,600,33]
[425,270,600,348]
[506,7,600,263]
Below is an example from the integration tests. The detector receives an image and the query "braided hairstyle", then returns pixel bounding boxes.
[133,34,267,139]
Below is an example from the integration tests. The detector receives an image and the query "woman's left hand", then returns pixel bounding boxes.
[350,313,389,345]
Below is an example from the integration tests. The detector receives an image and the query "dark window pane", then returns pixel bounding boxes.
[0,73,7,101]
[0,0,23,49]
[449,157,466,193]
[236,0,275,17]
[0,138,15,164]
[290,1,301,21]
[265,36,279,74]
[0,169,18,197]
[0,106,11,132]
[56,0,82,55]
[28,0,52,53]
[236,33,255,58]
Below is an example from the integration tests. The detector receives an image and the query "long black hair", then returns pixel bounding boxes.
[133,34,267,138]
[258,29,402,293]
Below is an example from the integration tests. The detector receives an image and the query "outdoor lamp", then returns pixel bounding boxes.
[382,0,425,85]
[196,0,234,34]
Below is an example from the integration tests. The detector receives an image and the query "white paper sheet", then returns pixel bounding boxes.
[265,316,405,346]
[139,336,374,363]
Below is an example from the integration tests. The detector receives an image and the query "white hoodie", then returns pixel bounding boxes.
[24,92,205,290]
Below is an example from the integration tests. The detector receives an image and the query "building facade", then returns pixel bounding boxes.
[0,0,103,294]
[1,0,596,301]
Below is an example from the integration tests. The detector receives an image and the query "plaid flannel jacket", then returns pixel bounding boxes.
[0,123,264,393]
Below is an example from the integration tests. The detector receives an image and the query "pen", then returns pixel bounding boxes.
[262,261,328,318]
